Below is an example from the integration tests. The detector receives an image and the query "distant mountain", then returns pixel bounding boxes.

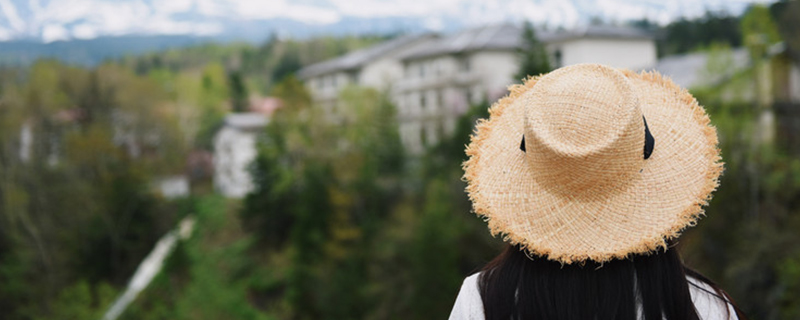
[0,0,769,66]
[0,16,446,66]
[0,35,213,66]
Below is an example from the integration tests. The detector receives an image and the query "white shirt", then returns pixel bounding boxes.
[448,273,739,320]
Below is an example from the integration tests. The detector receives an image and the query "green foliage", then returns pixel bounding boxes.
[120,196,273,320]
[516,21,551,81]
[271,75,312,113]
[7,10,800,319]
[741,4,782,61]
[406,179,464,318]
[676,18,800,317]
[658,11,742,57]
[771,1,800,62]
[229,70,249,113]
[236,85,500,319]
[120,35,387,94]
[0,59,185,319]
[272,50,302,83]
[778,255,800,319]
[32,280,116,320]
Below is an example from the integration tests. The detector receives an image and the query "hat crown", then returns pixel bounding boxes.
[522,64,646,194]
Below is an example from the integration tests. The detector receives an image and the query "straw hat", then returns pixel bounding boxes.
[462,64,723,264]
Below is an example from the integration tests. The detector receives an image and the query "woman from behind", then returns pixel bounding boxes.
[450,64,745,320]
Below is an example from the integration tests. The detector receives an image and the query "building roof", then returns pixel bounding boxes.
[399,24,654,61]
[297,33,435,79]
[223,113,268,130]
[651,48,749,89]
[400,24,522,61]
[540,25,654,43]
[296,24,656,75]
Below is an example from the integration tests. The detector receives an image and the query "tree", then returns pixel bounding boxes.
[516,21,551,81]
[658,12,742,57]
[0,61,184,319]
[741,4,781,61]
[228,70,248,113]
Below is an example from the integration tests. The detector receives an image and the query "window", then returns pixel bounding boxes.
[348,71,358,84]
[460,58,470,72]
[554,49,563,68]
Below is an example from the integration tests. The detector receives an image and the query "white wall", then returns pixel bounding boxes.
[359,58,401,90]
[307,71,353,102]
[469,51,518,100]
[154,175,190,199]
[394,51,517,153]
[791,63,800,103]
[213,127,259,198]
[547,38,657,70]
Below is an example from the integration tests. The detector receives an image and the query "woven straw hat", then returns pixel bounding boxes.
[463,64,723,264]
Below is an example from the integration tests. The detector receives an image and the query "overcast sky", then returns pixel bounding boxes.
[0,0,778,42]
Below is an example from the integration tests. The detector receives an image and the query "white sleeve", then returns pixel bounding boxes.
[687,276,739,320]
[448,273,486,320]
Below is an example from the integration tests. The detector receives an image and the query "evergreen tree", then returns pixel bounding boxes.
[227,70,248,113]
[516,21,551,81]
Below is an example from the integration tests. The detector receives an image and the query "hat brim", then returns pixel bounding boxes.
[463,69,723,264]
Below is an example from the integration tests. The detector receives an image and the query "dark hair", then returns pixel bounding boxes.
[479,244,745,320]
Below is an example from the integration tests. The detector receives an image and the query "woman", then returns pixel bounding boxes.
[451,64,744,320]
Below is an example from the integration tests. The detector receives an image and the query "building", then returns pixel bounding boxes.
[395,24,656,153]
[297,33,437,121]
[653,42,800,154]
[213,113,269,198]
[651,48,750,90]
[299,24,657,153]
[541,25,656,70]
[394,24,522,153]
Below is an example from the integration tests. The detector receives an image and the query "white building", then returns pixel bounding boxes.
[153,175,190,199]
[213,113,268,198]
[297,34,437,121]
[652,48,753,90]
[395,24,656,153]
[298,24,656,153]
[541,25,657,70]
[394,24,522,153]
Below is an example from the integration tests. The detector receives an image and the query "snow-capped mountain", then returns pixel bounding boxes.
[0,0,772,43]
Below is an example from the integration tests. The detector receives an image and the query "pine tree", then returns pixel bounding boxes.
[515,21,551,81]
[227,70,248,113]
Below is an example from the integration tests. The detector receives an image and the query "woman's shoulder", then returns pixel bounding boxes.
[450,273,739,320]
[686,275,740,320]
[448,273,484,320]
[464,272,481,287]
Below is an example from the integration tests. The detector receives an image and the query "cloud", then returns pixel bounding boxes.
[72,23,97,39]
[0,0,780,42]
[0,26,13,40]
[0,0,25,32]
[152,0,195,15]
[42,23,69,42]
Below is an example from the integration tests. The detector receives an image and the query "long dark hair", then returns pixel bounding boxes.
[479,244,745,320]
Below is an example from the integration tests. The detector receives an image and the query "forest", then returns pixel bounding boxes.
[1,2,799,319]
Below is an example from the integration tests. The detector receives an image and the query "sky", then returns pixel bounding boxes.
[0,0,778,42]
